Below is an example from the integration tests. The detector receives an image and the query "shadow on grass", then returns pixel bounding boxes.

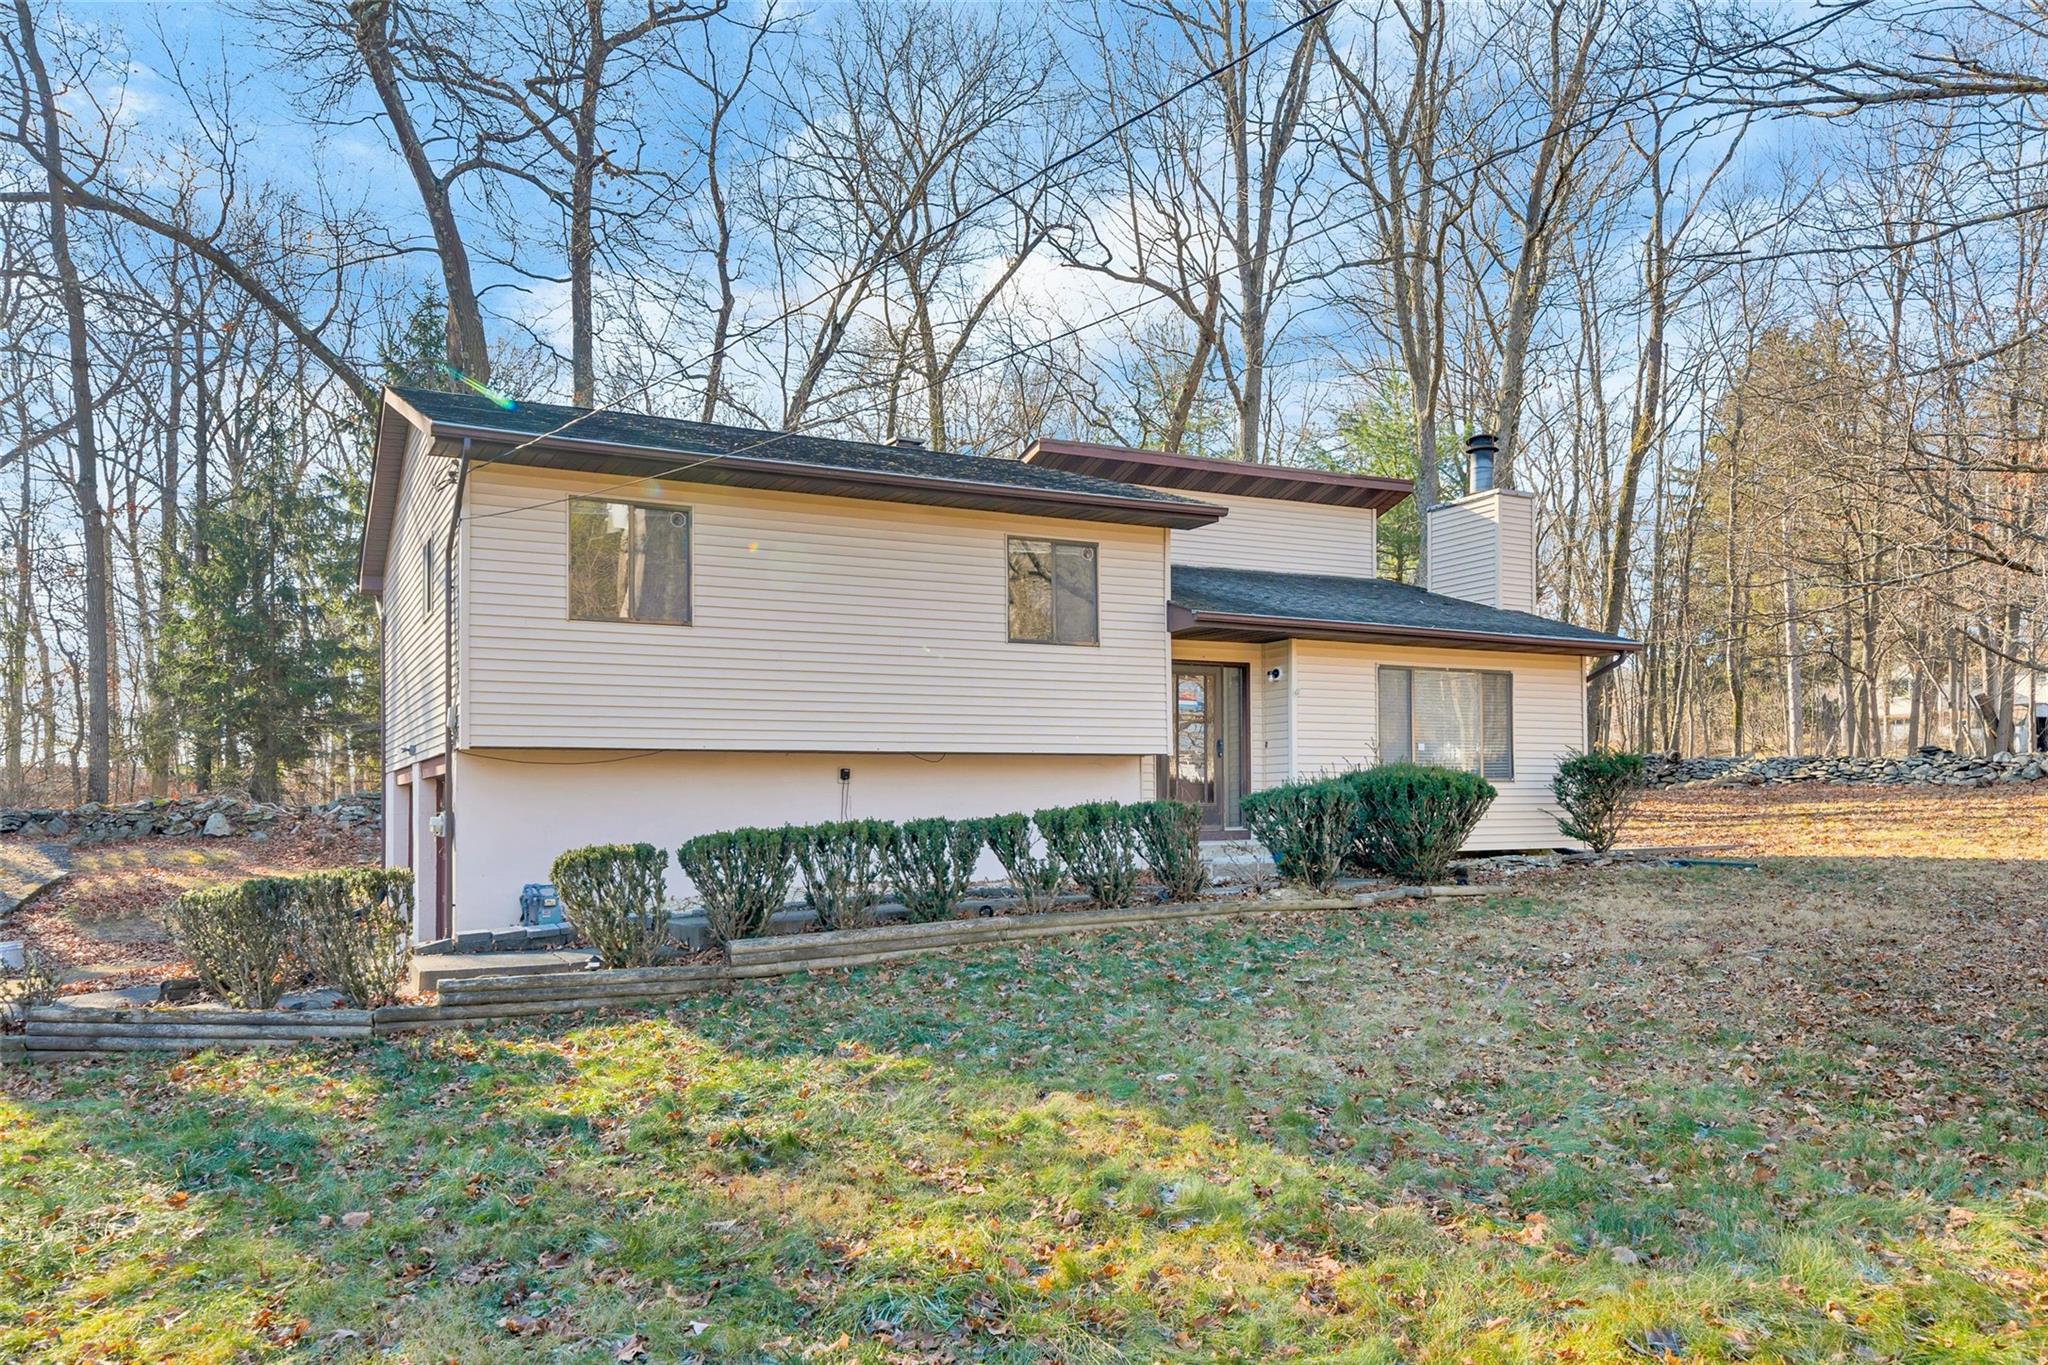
[6,860,2048,1361]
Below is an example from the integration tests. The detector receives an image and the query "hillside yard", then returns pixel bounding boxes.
[3,787,2046,1362]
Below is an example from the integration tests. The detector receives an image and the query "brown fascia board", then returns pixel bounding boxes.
[1024,437,1414,512]
[1167,604,1642,657]
[357,400,1229,594]
[357,392,434,596]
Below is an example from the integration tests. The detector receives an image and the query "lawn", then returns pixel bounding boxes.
[3,789,2046,1362]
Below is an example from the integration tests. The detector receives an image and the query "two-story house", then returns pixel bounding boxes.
[360,386,1634,938]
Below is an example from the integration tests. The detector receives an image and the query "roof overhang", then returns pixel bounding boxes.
[360,393,1228,595]
[1024,437,1413,512]
[1167,603,1642,657]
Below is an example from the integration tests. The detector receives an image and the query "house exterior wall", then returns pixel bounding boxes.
[1168,491,1376,577]
[450,748,1143,931]
[460,465,1173,755]
[1284,640,1587,849]
[383,427,456,767]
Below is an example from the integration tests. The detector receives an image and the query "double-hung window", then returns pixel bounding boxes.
[1007,537,1098,645]
[568,498,692,625]
[1378,666,1513,780]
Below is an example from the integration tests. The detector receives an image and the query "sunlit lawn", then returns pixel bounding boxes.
[4,791,2047,1361]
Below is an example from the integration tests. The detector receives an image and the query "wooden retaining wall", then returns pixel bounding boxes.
[9,886,1488,1061]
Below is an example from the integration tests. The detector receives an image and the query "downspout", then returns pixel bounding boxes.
[440,437,472,931]
[1585,650,1628,748]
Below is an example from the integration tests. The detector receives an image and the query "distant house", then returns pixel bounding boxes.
[359,387,1635,937]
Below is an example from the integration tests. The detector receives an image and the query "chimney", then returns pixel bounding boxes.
[1423,444,1535,614]
[1466,431,1497,493]
[886,433,927,449]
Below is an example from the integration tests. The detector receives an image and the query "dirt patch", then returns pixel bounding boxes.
[2,826,377,992]
[1622,780,2048,860]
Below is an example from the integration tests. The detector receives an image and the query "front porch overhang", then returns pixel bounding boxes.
[1167,603,1642,658]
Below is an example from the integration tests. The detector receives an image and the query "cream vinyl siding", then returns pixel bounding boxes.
[461,466,1171,753]
[383,428,456,767]
[1169,491,1376,576]
[1285,640,1587,849]
[1424,500,1498,606]
[1260,640,1295,786]
[1494,492,1537,614]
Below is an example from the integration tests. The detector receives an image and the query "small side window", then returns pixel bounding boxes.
[421,541,434,618]
[1007,537,1098,645]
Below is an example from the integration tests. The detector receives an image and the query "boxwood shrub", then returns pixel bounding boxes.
[1550,749,1648,852]
[677,826,797,944]
[886,817,984,923]
[1128,799,1207,902]
[165,876,299,1008]
[792,819,895,930]
[978,812,1066,913]
[1034,801,1140,908]
[295,868,415,1008]
[1241,779,1356,892]
[1344,764,1495,883]
[551,842,670,967]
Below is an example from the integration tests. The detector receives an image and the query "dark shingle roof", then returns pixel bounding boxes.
[387,385,1218,512]
[1170,565,1635,654]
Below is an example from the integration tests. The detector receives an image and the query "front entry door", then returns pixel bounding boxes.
[1172,663,1247,832]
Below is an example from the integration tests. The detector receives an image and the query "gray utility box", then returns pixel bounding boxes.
[519,882,564,927]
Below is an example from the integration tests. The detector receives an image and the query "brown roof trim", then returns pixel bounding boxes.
[358,399,1229,594]
[1024,437,1413,512]
[1168,605,1643,657]
[358,391,434,594]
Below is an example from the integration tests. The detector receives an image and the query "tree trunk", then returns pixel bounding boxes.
[17,0,111,802]
[1780,511,1801,755]
[349,0,490,381]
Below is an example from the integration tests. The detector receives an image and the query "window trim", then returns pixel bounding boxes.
[566,496,695,627]
[1005,534,1101,647]
[1378,664,1515,781]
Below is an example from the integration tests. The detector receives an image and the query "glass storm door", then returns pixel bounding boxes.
[1172,663,1246,831]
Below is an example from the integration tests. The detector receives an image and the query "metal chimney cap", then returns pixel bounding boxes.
[886,433,927,449]
[1465,431,1497,491]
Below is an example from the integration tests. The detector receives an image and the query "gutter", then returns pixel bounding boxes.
[1172,606,1642,658]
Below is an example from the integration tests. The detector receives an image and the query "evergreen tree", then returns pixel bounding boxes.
[1327,379,1464,582]
[158,435,375,802]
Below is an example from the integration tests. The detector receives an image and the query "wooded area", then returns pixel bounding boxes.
[1,0,2043,804]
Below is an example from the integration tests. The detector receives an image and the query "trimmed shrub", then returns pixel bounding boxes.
[1241,780,1356,892]
[1551,749,1648,853]
[1345,764,1495,883]
[0,941,61,1013]
[792,819,895,931]
[886,818,984,923]
[678,826,797,944]
[165,876,299,1008]
[1129,799,1207,902]
[551,843,670,967]
[978,812,1066,914]
[297,868,415,1008]
[1035,802,1139,908]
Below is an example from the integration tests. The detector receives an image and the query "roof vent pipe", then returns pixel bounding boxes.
[1466,432,1497,493]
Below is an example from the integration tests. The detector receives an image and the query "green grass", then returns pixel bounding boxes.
[4,859,2046,1361]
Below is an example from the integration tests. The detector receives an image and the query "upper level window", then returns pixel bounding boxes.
[569,498,691,625]
[1007,537,1097,645]
[1378,666,1513,780]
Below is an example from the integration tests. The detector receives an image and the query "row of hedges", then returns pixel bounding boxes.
[554,751,1655,967]
[555,800,1208,967]
[165,869,415,1010]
